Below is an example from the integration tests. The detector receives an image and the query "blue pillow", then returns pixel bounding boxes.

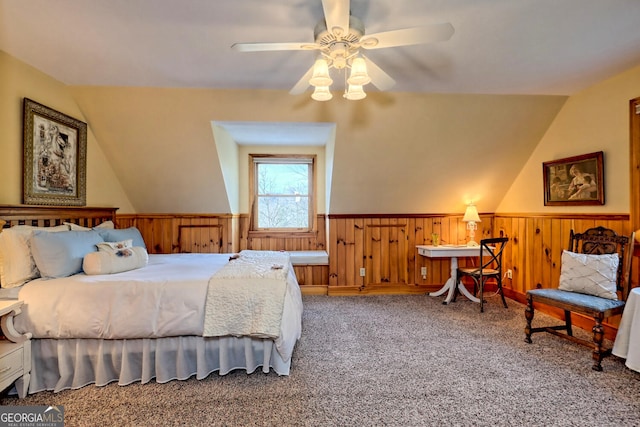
[97,227,146,249]
[30,230,104,278]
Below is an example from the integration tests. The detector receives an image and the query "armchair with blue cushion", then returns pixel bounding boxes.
[524,226,634,371]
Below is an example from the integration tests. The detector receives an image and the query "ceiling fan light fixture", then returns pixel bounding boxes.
[347,57,371,86]
[344,84,366,101]
[311,85,333,101]
[309,59,333,87]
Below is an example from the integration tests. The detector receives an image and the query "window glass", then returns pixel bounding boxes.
[253,158,313,230]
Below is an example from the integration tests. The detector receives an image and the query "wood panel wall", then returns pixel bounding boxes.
[328,213,494,292]
[117,214,238,254]
[328,213,632,295]
[237,214,327,251]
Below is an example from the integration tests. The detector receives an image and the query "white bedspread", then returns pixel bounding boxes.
[203,250,290,338]
[14,253,303,361]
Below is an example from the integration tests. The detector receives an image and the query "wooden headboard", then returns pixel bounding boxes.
[0,205,118,230]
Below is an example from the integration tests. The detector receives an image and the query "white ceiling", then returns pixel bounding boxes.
[2,0,640,96]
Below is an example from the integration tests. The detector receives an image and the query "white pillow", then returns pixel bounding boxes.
[0,224,70,287]
[83,246,148,275]
[558,250,619,300]
[96,239,133,254]
[30,230,104,279]
[65,220,115,231]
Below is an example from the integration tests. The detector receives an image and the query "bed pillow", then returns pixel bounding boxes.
[65,220,115,231]
[83,246,149,275]
[97,227,146,249]
[558,250,619,300]
[96,239,133,254]
[30,230,104,279]
[0,224,70,287]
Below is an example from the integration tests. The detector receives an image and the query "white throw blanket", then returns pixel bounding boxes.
[203,250,291,338]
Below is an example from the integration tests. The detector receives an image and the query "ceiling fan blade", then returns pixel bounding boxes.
[289,65,315,95]
[232,42,320,52]
[322,0,350,35]
[362,55,395,91]
[360,23,454,50]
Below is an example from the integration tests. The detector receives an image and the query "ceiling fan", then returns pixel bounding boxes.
[231,0,454,100]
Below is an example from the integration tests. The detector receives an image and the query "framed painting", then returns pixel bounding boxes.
[23,98,87,206]
[543,151,604,206]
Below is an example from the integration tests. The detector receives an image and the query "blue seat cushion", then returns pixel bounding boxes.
[527,288,624,312]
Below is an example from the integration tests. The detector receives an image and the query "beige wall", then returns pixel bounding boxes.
[0,50,134,212]
[498,64,640,213]
[211,123,240,214]
[69,85,566,215]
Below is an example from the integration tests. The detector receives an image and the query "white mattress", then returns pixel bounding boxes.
[14,253,303,362]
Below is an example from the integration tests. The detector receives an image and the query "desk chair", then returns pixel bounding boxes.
[456,237,509,313]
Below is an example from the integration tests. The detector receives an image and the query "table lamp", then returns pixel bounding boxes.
[462,203,481,246]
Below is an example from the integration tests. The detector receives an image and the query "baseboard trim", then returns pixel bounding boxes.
[328,284,431,296]
[300,286,329,295]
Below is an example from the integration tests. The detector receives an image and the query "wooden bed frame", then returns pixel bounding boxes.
[0,205,117,229]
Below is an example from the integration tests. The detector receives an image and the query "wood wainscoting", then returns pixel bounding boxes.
[327,213,494,295]
[117,214,239,254]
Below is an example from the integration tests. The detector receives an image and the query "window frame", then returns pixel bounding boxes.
[249,154,317,234]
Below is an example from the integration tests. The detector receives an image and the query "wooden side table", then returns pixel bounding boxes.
[0,300,31,398]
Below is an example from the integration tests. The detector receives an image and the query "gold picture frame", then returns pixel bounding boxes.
[23,98,87,206]
[543,151,604,206]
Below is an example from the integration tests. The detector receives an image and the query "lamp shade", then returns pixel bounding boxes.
[344,84,366,100]
[311,85,333,101]
[309,59,333,87]
[347,57,371,86]
[463,204,481,223]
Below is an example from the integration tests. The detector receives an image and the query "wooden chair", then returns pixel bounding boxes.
[524,226,634,371]
[456,237,510,313]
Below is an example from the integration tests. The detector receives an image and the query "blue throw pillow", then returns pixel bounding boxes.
[30,230,104,278]
[97,227,146,249]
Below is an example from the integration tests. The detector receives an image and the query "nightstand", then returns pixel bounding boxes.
[0,300,31,398]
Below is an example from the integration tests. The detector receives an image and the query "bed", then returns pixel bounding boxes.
[0,205,303,394]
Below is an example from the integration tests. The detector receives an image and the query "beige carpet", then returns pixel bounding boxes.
[2,294,640,426]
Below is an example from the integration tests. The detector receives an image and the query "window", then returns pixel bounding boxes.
[250,154,315,231]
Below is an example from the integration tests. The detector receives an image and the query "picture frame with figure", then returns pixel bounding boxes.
[542,151,604,206]
[23,98,87,206]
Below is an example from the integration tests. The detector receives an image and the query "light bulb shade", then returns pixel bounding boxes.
[309,59,333,87]
[311,85,333,101]
[344,84,366,100]
[347,57,371,86]
[462,204,481,223]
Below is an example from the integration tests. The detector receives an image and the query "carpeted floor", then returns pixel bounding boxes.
[2,294,639,426]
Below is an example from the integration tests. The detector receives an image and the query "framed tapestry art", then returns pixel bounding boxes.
[23,98,87,206]
[542,151,604,206]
